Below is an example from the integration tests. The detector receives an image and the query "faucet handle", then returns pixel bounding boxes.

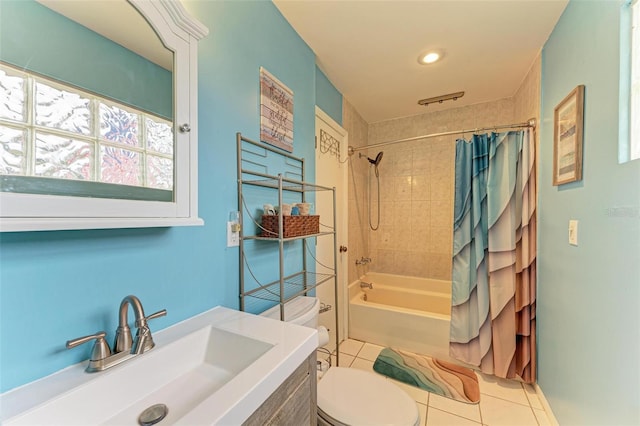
[134,309,167,328]
[66,331,112,361]
[132,309,167,354]
[146,309,167,322]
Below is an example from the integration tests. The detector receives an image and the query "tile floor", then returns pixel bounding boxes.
[326,339,552,426]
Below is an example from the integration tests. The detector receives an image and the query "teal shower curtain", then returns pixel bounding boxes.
[450,129,536,383]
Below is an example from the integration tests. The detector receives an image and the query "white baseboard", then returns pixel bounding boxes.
[535,383,560,426]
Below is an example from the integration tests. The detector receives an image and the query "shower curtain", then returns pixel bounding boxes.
[450,129,536,383]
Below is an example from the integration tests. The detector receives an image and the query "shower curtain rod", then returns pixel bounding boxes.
[347,118,536,155]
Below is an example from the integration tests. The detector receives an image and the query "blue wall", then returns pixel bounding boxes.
[539,1,640,424]
[0,0,341,392]
[315,66,342,125]
[0,0,172,119]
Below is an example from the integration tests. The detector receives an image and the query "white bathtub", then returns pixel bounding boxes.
[348,272,452,360]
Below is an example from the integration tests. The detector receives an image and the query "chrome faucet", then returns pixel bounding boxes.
[115,295,165,354]
[356,257,372,265]
[66,295,166,372]
[360,281,373,289]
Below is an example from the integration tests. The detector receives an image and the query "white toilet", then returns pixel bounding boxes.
[262,296,420,426]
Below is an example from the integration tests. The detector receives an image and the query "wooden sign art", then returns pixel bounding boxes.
[260,67,293,152]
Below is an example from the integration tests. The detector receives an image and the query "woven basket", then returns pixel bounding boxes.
[261,215,320,238]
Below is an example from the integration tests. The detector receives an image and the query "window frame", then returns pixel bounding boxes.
[0,0,207,232]
[630,0,639,161]
[620,0,639,162]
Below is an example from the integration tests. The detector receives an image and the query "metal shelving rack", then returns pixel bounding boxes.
[237,133,339,361]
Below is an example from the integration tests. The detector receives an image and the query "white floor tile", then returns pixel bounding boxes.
[357,342,385,361]
[386,378,430,405]
[426,407,482,426]
[479,394,538,426]
[349,357,375,373]
[339,338,364,356]
[331,353,354,367]
[417,402,428,426]
[533,409,551,426]
[342,338,541,426]
[428,393,481,423]
[522,383,543,410]
[476,372,529,406]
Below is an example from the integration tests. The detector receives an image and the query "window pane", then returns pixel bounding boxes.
[100,146,142,186]
[146,117,173,155]
[632,0,640,160]
[100,103,140,146]
[147,155,173,190]
[35,82,91,135]
[0,125,25,175]
[0,69,25,122]
[35,132,93,180]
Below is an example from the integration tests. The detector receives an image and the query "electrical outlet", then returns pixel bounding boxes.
[568,220,578,246]
[227,222,239,247]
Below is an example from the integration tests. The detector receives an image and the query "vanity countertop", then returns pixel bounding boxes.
[0,306,317,425]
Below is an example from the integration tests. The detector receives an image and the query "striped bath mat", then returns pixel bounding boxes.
[373,347,480,404]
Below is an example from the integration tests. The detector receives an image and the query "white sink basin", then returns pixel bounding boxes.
[1,307,317,425]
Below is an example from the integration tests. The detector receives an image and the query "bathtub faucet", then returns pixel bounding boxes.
[360,281,373,289]
[356,257,372,265]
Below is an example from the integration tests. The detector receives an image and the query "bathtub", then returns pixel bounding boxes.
[349,272,452,360]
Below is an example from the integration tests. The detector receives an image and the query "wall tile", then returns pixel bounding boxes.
[410,201,430,229]
[343,98,370,276]
[427,253,452,280]
[430,177,453,201]
[410,227,431,252]
[411,174,431,201]
[430,226,452,253]
[394,176,413,200]
[393,200,412,224]
[431,199,453,228]
[412,147,432,173]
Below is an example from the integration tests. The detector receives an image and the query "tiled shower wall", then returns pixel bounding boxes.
[342,55,541,282]
[342,99,370,285]
[366,99,515,280]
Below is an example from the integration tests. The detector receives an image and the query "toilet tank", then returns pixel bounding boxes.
[260,296,319,328]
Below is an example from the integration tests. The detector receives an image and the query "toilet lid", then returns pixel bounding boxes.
[317,367,419,426]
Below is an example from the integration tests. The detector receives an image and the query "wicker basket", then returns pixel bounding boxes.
[261,215,320,238]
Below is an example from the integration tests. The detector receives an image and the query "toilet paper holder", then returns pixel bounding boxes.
[319,303,332,313]
[317,347,331,371]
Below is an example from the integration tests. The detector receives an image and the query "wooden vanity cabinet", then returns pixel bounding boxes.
[243,353,317,426]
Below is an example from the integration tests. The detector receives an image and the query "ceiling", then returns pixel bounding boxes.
[273,0,568,123]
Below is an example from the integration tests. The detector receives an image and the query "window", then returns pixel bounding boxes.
[1,64,174,200]
[621,0,640,162]
[631,0,639,160]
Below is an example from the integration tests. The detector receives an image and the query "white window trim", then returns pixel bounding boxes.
[0,0,208,232]
[620,0,639,162]
[630,0,639,160]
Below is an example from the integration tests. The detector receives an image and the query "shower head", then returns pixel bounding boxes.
[367,151,384,166]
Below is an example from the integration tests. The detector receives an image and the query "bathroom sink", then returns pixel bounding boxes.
[1,307,317,425]
[102,326,274,425]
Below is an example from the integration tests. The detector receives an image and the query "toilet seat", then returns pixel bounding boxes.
[317,367,420,426]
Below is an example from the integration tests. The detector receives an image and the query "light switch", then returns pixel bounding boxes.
[568,220,578,246]
[227,222,240,247]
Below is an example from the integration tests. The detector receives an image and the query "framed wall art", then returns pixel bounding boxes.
[259,67,293,152]
[553,85,585,185]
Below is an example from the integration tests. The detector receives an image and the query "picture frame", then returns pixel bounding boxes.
[553,85,585,186]
[259,67,294,152]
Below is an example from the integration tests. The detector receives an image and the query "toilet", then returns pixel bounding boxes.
[261,296,420,426]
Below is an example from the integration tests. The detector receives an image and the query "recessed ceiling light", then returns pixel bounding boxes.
[418,50,443,65]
